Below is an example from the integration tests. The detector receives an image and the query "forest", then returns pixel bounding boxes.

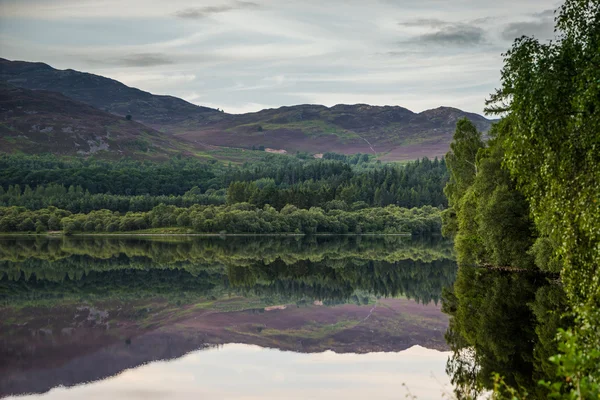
[441,1,599,398]
[0,152,448,234]
[0,152,448,212]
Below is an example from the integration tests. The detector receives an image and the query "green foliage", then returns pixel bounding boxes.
[444,118,484,207]
[470,135,535,269]
[486,0,600,305]
[482,0,600,397]
[447,128,535,270]
[0,203,442,235]
[224,156,448,210]
[442,118,484,238]
[539,316,600,399]
[445,0,600,397]
[0,153,448,212]
[529,237,563,274]
[0,183,226,213]
[0,154,221,197]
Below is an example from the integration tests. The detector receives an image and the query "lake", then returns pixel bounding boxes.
[0,235,457,399]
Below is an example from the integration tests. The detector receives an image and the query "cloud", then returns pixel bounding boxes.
[399,17,487,46]
[501,10,555,41]
[118,53,174,67]
[84,53,174,67]
[414,25,486,46]
[384,51,428,57]
[469,16,497,25]
[110,72,197,86]
[532,9,556,18]
[174,1,260,19]
[398,18,450,28]
[0,0,558,116]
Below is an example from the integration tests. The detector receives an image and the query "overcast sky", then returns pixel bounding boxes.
[0,0,559,114]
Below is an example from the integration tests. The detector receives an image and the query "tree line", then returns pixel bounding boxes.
[0,183,226,213]
[0,153,448,212]
[226,157,447,210]
[0,203,442,235]
[0,154,222,196]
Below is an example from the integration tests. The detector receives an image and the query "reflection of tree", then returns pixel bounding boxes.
[442,265,567,398]
[0,236,456,307]
[0,235,454,265]
[1,268,225,304]
[229,258,455,305]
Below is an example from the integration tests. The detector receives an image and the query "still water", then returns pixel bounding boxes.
[0,235,456,399]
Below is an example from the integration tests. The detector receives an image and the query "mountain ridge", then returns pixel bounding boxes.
[0,58,493,160]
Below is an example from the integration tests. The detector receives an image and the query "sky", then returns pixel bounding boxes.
[0,0,559,114]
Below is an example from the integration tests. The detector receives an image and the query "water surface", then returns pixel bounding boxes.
[0,235,456,399]
[6,344,452,400]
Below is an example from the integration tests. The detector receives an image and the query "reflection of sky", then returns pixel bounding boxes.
[10,344,452,400]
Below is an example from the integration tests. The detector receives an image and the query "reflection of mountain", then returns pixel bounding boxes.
[0,236,455,397]
[1,328,214,397]
[1,299,448,397]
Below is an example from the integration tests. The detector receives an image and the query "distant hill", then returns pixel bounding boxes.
[0,83,191,158]
[0,58,493,160]
[182,104,493,160]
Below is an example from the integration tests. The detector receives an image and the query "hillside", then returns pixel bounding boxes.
[0,58,493,160]
[0,84,192,158]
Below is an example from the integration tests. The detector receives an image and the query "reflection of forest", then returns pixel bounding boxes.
[0,235,454,264]
[0,236,456,306]
[442,266,566,399]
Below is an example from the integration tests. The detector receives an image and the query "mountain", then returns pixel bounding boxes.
[0,83,192,158]
[0,58,223,127]
[181,103,492,160]
[0,58,493,160]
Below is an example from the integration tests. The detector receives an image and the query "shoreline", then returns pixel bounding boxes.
[0,232,415,237]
